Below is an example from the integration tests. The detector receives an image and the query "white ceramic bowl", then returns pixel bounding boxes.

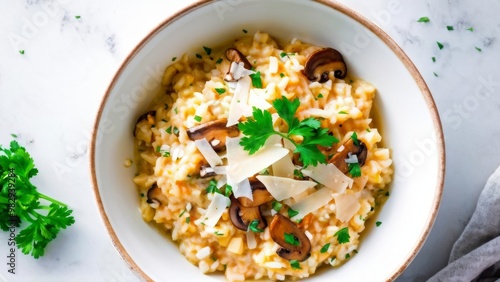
[90,0,445,281]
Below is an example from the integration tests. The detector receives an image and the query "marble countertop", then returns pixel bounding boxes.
[1,0,499,281]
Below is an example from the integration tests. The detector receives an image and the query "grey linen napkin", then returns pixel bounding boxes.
[427,166,500,282]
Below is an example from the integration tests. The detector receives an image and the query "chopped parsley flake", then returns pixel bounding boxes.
[434,72,439,77]
[10,134,18,138]
[19,50,25,55]
[376,221,382,227]
[317,93,324,99]
[166,126,172,134]
[366,128,371,132]
[348,162,361,178]
[162,151,170,157]
[466,27,474,32]
[338,111,348,114]
[287,207,299,218]
[214,231,223,236]
[195,53,202,59]
[290,260,301,270]
[437,41,444,50]
[156,146,161,152]
[476,47,482,52]
[284,233,300,246]
[216,58,223,64]
[203,46,212,55]
[249,71,263,88]
[75,15,81,19]
[280,73,285,78]
[293,169,304,179]
[350,132,359,146]
[225,185,233,197]
[345,253,351,259]
[172,57,177,61]
[432,57,436,63]
[270,202,282,213]
[249,220,264,233]
[174,107,178,114]
[447,26,454,31]
[280,52,287,58]
[417,17,430,23]
[205,179,220,194]
[179,209,186,217]
[320,243,330,253]
[140,193,144,197]
[186,217,190,223]
[194,115,202,122]
[334,227,350,244]
[215,88,226,94]
[242,29,248,33]
[385,191,390,196]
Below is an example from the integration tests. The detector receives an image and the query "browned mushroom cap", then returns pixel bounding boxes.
[226,48,252,70]
[229,196,267,231]
[237,179,274,207]
[329,138,368,174]
[269,214,311,261]
[146,183,168,209]
[199,165,216,178]
[303,48,347,82]
[133,111,156,137]
[225,48,252,81]
[186,119,240,152]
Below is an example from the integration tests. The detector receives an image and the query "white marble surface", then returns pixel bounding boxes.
[1,0,499,281]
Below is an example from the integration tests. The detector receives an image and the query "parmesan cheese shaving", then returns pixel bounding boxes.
[333,193,360,222]
[289,188,334,220]
[233,178,253,201]
[226,138,289,183]
[256,175,316,201]
[227,76,252,126]
[194,138,222,168]
[271,153,295,178]
[248,89,272,110]
[302,163,353,193]
[203,193,230,227]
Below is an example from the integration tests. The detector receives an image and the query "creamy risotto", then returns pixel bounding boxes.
[133,32,393,281]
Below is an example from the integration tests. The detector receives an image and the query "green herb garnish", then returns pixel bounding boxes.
[205,179,220,194]
[447,26,454,31]
[376,221,382,227]
[242,29,248,33]
[437,41,444,50]
[203,46,212,55]
[280,73,285,78]
[238,96,338,167]
[475,47,482,52]
[334,227,350,244]
[280,52,287,58]
[0,141,75,258]
[215,58,223,64]
[350,132,359,146]
[466,27,474,32]
[249,220,264,233]
[290,260,301,269]
[166,126,172,134]
[225,185,233,197]
[287,207,299,218]
[432,57,436,63]
[75,15,81,19]
[320,243,330,253]
[172,57,177,61]
[272,201,282,212]
[338,111,348,114]
[19,50,25,55]
[215,88,226,94]
[284,233,300,246]
[195,53,202,59]
[194,115,202,122]
[249,71,262,88]
[417,17,430,23]
[348,162,361,178]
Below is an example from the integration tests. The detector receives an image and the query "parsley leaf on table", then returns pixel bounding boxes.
[238,96,338,167]
[0,141,75,259]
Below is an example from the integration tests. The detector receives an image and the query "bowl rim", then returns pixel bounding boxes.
[89,0,446,281]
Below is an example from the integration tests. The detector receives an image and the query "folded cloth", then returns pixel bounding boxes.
[427,166,500,282]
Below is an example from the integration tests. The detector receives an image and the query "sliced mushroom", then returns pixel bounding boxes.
[224,48,252,81]
[329,138,368,174]
[199,165,216,178]
[303,48,347,82]
[133,111,156,137]
[237,179,274,207]
[229,196,267,231]
[146,183,168,209]
[269,214,311,261]
[186,119,240,152]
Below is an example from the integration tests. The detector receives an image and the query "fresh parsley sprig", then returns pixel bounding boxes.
[0,141,75,258]
[238,96,338,167]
